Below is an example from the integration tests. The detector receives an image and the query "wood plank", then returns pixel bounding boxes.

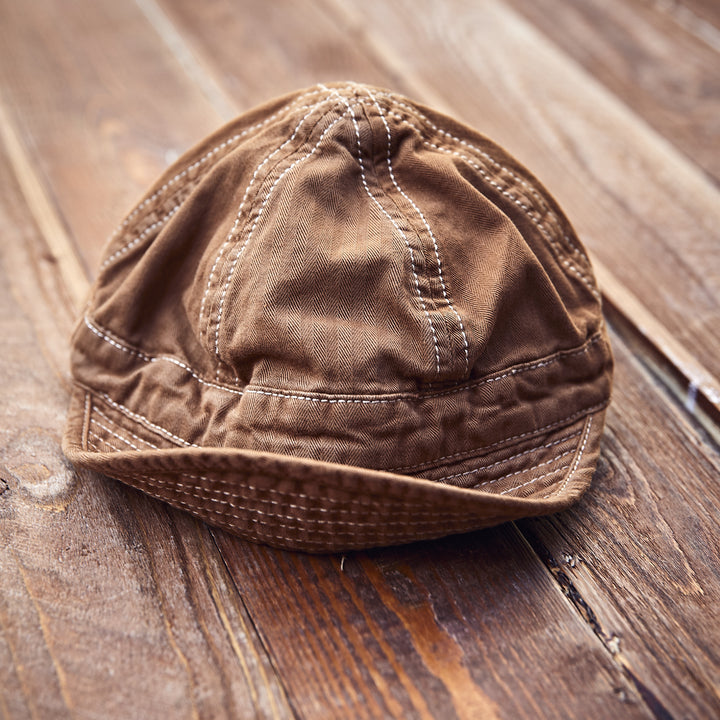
[0,139,291,720]
[0,0,226,273]
[518,328,720,719]
[325,0,720,404]
[672,0,720,42]
[504,0,720,187]
[148,0,394,106]
[213,524,651,720]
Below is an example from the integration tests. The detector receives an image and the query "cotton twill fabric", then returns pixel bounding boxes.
[63,82,613,552]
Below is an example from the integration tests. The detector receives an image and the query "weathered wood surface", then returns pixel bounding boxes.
[505,0,720,187]
[1,0,719,718]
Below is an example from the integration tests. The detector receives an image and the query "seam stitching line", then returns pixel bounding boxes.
[199,90,339,333]
[380,105,598,300]
[328,86,441,374]
[82,312,603,404]
[543,416,593,498]
[211,100,357,378]
[363,85,470,373]
[374,92,588,261]
[92,406,160,449]
[433,430,581,482]
[87,385,605,477]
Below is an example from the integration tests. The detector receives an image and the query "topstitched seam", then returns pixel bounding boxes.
[363,85,470,373]
[432,429,581,482]
[374,92,587,261]
[212,101,360,378]
[82,392,91,452]
[499,464,571,496]
[82,312,604,404]
[99,84,592,307]
[91,405,160,449]
[86,388,604,485]
[329,87,441,375]
[543,416,593,499]
[199,90,341,332]
[379,107,599,301]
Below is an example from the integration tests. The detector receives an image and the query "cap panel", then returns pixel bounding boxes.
[373,101,602,372]
[213,104,443,393]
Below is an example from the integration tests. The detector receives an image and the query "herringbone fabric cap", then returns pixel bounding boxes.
[63,82,613,552]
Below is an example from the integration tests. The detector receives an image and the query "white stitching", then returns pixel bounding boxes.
[364,86,470,373]
[481,450,574,489]
[199,91,337,330]
[544,416,593,498]
[84,316,150,361]
[212,104,356,377]
[84,316,245,396]
[102,84,595,308]
[434,430,581,482]
[87,393,602,478]
[92,406,160,449]
[90,418,143,451]
[99,394,199,448]
[328,87,441,375]
[82,392,91,451]
[391,404,602,472]
[381,107,599,300]
[91,436,487,532]
[500,464,571,496]
[104,95,341,276]
[101,203,182,269]
[129,472,477,525]
[104,87,334,245]
[374,92,587,261]
[84,306,603,405]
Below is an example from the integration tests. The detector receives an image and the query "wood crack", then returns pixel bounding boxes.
[520,525,675,720]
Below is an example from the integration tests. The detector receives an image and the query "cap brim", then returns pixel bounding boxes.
[63,385,607,552]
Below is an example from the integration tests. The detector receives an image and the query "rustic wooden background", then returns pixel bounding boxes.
[1,1,719,718]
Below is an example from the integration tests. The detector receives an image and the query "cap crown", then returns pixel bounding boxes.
[74,83,610,477]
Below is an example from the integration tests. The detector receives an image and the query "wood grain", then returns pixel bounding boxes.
[327,0,720,392]
[0,0,225,272]
[2,0,720,718]
[0,143,291,720]
[152,0,394,106]
[214,526,651,720]
[504,0,720,187]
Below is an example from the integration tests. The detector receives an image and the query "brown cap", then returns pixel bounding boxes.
[63,82,613,552]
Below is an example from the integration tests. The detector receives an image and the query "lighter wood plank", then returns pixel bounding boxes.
[0,98,88,312]
[593,258,720,431]
[505,0,720,186]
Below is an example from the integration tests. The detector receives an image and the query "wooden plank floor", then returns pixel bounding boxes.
[1,1,718,718]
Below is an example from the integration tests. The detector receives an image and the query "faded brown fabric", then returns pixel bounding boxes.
[63,82,613,552]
